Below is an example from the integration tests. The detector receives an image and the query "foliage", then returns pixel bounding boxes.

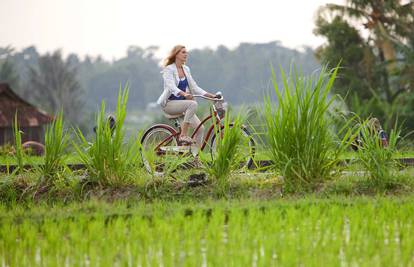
[12,114,24,173]
[314,16,377,100]
[263,66,353,192]
[2,198,414,265]
[0,144,15,157]
[356,118,400,190]
[37,112,69,184]
[0,59,20,89]
[315,0,414,138]
[29,50,84,125]
[73,86,143,186]
[0,43,319,112]
[206,113,245,194]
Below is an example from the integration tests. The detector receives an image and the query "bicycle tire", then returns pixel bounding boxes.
[140,124,178,175]
[210,125,256,169]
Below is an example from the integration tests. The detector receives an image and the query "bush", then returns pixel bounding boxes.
[206,113,245,195]
[356,119,400,191]
[74,86,143,186]
[38,112,69,184]
[263,66,352,193]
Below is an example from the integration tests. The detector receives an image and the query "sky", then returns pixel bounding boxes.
[0,0,343,60]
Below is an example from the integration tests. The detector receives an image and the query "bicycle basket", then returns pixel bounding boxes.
[214,101,226,119]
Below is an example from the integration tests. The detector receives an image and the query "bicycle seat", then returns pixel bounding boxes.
[163,112,184,119]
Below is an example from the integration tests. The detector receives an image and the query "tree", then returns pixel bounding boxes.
[29,50,84,125]
[0,60,20,89]
[314,0,414,137]
[0,46,20,89]
[315,0,414,103]
[315,16,377,100]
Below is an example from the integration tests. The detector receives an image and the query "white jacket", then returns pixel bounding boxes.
[157,63,207,107]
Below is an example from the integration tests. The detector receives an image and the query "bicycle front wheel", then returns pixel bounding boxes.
[210,125,256,169]
[140,125,178,175]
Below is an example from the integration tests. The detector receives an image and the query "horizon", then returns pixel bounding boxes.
[2,40,316,62]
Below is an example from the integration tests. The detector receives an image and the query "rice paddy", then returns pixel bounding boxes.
[1,198,414,266]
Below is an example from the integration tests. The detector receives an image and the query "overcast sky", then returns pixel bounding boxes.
[0,0,342,60]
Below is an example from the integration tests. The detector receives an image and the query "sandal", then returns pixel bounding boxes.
[190,156,203,168]
[178,135,196,145]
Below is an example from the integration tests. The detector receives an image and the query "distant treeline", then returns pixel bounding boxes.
[0,42,319,111]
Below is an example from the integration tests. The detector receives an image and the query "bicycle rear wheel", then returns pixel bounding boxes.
[140,125,178,175]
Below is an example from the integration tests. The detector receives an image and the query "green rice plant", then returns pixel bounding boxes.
[142,142,191,179]
[163,154,192,179]
[12,114,24,173]
[263,65,353,193]
[73,85,142,186]
[356,119,400,190]
[206,113,245,194]
[37,112,69,184]
[2,198,414,266]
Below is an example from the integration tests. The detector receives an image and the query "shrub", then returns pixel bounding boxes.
[207,113,245,194]
[38,112,69,184]
[263,66,352,193]
[356,119,400,190]
[74,86,142,186]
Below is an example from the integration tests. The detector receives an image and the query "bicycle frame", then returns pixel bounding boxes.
[190,108,222,150]
[151,95,224,152]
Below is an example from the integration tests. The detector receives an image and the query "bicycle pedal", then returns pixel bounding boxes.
[190,145,199,157]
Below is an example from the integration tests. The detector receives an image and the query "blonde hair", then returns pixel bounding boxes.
[163,45,185,67]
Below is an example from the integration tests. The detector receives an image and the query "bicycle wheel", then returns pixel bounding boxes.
[210,125,255,169]
[141,125,178,175]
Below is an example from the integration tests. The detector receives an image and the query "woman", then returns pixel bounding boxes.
[157,45,217,146]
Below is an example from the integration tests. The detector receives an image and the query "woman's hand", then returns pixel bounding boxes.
[180,92,193,100]
[204,92,222,99]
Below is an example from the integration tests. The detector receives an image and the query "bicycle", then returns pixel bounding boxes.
[140,93,256,175]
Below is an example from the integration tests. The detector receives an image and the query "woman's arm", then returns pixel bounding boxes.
[163,67,182,97]
[203,92,217,98]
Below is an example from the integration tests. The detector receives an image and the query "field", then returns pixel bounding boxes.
[1,68,414,266]
[1,197,414,266]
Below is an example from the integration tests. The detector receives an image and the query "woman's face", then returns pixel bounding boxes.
[176,48,188,63]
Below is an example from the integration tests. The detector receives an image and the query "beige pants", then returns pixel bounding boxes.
[163,100,205,146]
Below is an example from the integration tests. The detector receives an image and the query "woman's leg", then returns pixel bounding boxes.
[163,100,198,137]
[188,114,204,147]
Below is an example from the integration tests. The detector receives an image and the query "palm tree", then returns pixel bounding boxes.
[0,46,20,89]
[29,50,84,125]
[318,0,414,102]
[0,60,20,89]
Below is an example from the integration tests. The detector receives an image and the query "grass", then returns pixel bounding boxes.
[37,111,69,184]
[1,166,413,204]
[2,197,414,266]
[205,112,245,194]
[263,65,353,193]
[73,86,143,186]
[354,119,401,191]
[12,114,24,173]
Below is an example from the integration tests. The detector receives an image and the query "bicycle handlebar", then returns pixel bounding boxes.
[192,94,224,101]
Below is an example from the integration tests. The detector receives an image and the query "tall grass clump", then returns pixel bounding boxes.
[12,114,24,173]
[207,113,245,194]
[263,66,352,193]
[38,112,69,184]
[356,119,400,190]
[74,86,142,186]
